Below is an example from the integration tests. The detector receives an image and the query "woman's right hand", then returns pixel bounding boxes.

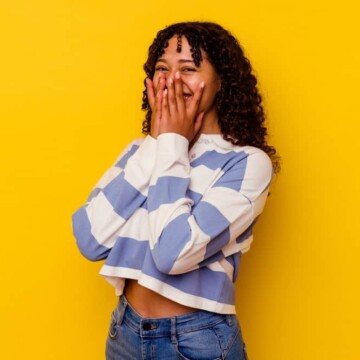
[146,73,166,139]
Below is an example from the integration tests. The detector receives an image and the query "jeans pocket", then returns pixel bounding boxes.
[108,310,119,340]
[174,326,222,360]
[211,317,249,360]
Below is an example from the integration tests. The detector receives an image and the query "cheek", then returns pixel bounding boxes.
[183,76,202,91]
[202,84,220,107]
[197,89,219,115]
[183,74,219,95]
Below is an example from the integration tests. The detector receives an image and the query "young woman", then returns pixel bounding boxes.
[72,21,279,360]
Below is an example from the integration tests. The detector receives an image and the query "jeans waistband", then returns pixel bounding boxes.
[115,295,236,339]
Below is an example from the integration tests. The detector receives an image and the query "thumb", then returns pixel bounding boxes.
[193,111,205,135]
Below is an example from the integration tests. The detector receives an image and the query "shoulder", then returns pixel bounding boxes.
[218,142,273,194]
[237,144,273,176]
[241,146,273,174]
[237,146,273,196]
[198,135,273,179]
[213,136,272,173]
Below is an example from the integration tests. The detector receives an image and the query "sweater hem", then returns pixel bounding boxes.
[99,265,236,315]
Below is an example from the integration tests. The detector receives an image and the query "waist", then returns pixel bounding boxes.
[124,279,196,317]
[116,294,236,337]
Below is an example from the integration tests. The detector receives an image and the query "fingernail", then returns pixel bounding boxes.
[168,78,173,85]
[164,89,168,95]
[175,71,180,79]
[200,81,205,88]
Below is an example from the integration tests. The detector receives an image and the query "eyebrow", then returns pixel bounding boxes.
[156,58,195,64]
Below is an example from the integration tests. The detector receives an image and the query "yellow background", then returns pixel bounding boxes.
[1,0,359,359]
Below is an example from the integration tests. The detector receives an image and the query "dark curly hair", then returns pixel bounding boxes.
[141,21,280,173]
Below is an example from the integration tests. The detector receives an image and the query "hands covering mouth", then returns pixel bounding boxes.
[162,86,192,101]
[146,72,205,142]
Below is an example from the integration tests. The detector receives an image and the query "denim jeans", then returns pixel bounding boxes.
[106,295,248,360]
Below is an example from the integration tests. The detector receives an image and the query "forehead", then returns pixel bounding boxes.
[157,35,209,67]
[161,35,193,57]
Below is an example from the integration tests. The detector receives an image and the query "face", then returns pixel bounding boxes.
[153,36,221,119]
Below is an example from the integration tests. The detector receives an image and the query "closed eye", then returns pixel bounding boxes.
[182,67,196,72]
[155,66,168,72]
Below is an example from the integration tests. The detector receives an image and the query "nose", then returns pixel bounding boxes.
[156,70,182,91]
[164,69,178,82]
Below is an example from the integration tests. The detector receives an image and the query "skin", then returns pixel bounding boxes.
[125,36,222,317]
[146,35,222,142]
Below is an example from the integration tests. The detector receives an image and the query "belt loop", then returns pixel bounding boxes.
[170,317,177,344]
[117,295,128,326]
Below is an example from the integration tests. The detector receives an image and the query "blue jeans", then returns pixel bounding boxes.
[106,295,248,359]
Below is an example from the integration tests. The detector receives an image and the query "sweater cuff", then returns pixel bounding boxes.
[152,133,190,180]
[123,135,157,192]
[157,133,189,157]
[128,135,157,172]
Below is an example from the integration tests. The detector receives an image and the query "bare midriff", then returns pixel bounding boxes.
[124,279,196,318]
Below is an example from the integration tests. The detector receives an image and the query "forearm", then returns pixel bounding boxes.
[147,135,273,274]
[72,135,157,261]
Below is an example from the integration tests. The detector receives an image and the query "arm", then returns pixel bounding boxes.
[72,135,156,261]
[147,133,273,274]
[72,75,164,262]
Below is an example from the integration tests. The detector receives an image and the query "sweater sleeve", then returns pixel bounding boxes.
[72,135,156,261]
[147,133,273,274]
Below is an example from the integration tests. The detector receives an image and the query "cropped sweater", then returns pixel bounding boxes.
[72,132,273,314]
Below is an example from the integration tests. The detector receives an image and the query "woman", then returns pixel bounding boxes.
[72,21,279,360]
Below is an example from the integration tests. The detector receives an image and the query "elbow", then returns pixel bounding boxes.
[150,238,182,274]
[76,240,109,262]
[168,257,197,274]
[152,253,174,274]
[152,251,193,275]
[72,207,109,262]
[150,221,194,274]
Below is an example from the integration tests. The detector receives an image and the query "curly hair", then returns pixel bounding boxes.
[141,21,280,173]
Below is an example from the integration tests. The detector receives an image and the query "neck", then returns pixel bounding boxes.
[199,110,221,135]
[190,111,221,149]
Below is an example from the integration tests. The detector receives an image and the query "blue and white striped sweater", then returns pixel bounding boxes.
[72,132,273,314]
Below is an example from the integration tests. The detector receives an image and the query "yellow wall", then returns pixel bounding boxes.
[1,1,359,359]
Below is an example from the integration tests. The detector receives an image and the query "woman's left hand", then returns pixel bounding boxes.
[159,72,205,142]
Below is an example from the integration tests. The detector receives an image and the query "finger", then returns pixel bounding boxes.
[157,74,167,101]
[174,71,185,113]
[194,111,205,135]
[151,88,162,138]
[156,75,166,109]
[155,87,163,121]
[162,88,169,122]
[189,81,205,115]
[167,77,176,115]
[158,72,166,92]
[146,78,155,110]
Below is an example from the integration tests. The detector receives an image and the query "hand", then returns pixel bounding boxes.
[159,72,205,142]
[146,73,166,139]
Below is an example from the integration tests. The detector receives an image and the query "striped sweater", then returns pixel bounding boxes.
[72,132,273,314]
